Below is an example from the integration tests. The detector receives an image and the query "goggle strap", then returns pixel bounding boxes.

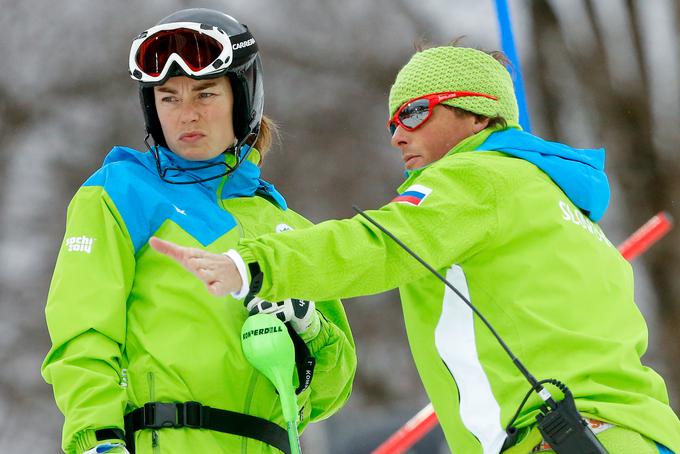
[229,30,258,65]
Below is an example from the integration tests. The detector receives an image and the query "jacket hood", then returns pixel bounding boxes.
[479,129,610,221]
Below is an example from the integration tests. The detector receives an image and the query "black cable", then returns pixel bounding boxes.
[505,378,567,432]
[353,206,609,453]
[352,206,555,407]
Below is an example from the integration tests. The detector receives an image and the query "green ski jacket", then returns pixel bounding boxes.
[42,146,356,454]
[236,127,680,453]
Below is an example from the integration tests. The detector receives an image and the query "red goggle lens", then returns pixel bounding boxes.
[135,28,224,77]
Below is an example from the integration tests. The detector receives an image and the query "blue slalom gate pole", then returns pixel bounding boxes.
[494,0,532,132]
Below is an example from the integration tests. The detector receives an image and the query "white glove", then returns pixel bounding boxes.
[246,297,321,341]
[83,442,129,454]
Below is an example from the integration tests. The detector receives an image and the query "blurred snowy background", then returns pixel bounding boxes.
[1,0,679,452]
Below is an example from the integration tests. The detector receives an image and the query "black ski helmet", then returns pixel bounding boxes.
[132,8,264,149]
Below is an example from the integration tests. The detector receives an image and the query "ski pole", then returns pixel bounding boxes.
[241,314,302,454]
[495,0,531,132]
[371,211,674,454]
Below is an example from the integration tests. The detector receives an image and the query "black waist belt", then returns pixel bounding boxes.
[124,401,290,454]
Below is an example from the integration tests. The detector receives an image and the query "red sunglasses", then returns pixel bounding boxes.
[387,91,498,135]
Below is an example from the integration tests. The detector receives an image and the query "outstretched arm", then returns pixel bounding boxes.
[152,157,499,304]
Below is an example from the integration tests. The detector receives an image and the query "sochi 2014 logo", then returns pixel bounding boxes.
[65,235,95,254]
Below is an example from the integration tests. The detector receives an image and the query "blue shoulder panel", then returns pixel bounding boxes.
[84,147,237,252]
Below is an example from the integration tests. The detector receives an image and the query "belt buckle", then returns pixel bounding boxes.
[182,401,203,428]
[143,402,179,429]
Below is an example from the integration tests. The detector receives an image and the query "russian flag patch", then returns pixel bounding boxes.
[392,184,432,206]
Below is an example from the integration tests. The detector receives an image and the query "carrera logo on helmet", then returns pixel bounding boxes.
[233,38,255,50]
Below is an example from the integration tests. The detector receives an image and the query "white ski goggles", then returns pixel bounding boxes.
[129,21,235,84]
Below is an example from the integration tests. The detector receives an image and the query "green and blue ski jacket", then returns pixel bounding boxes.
[41,146,356,454]
[236,127,680,453]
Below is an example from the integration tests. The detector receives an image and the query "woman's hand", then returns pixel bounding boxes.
[149,237,243,296]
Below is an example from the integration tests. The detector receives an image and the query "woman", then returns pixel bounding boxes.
[41,8,356,454]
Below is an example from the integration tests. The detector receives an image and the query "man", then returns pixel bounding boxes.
[151,45,680,453]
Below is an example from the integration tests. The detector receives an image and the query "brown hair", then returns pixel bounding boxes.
[416,37,512,67]
[446,105,508,130]
[252,115,280,162]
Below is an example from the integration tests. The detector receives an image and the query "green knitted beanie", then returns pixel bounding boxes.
[388,47,519,123]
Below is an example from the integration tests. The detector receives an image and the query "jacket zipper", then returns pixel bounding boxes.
[219,168,254,453]
[147,372,160,453]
